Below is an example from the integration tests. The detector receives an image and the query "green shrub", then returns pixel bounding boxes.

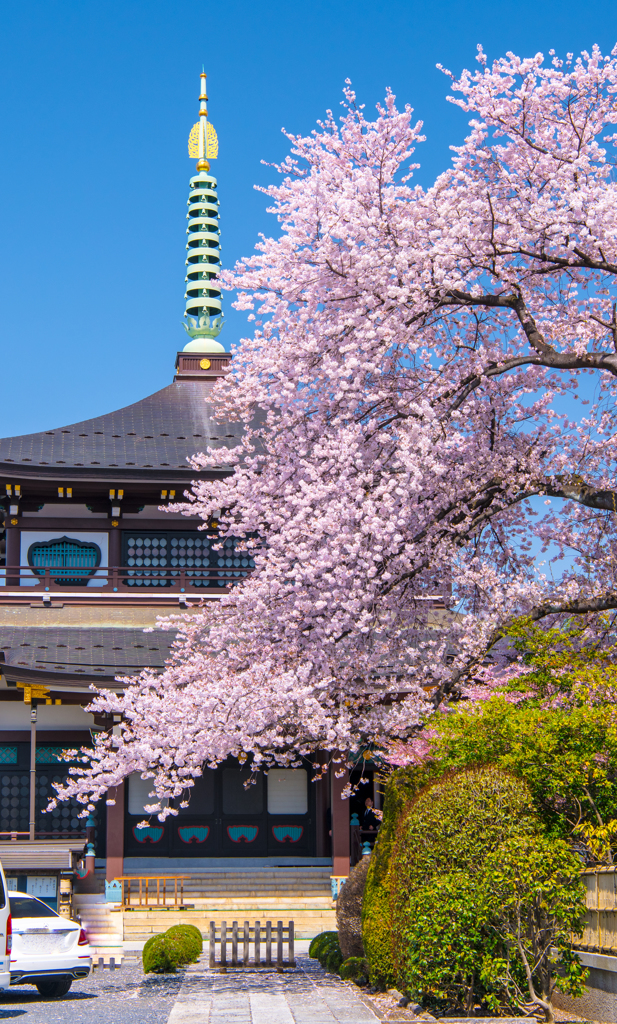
[142,929,201,974]
[324,944,344,974]
[337,857,369,959]
[308,930,344,973]
[340,956,369,983]
[383,766,587,1018]
[480,833,588,1013]
[308,930,338,960]
[362,764,436,987]
[165,923,203,959]
[142,933,160,962]
[389,767,537,1012]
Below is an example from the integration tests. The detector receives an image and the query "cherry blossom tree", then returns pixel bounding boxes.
[59,45,617,813]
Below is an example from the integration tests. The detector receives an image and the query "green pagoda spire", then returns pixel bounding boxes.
[183,70,225,353]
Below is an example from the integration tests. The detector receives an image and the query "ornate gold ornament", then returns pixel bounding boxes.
[188,121,218,160]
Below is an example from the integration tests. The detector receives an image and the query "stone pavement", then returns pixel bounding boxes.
[166,954,381,1024]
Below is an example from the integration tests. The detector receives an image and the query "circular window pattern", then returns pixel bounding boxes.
[122,532,252,590]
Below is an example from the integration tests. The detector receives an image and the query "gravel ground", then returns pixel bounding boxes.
[0,956,181,1024]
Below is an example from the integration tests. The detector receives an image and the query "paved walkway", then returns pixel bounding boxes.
[166,955,381,1024]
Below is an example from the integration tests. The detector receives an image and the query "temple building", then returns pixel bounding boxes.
[0,74,361,934]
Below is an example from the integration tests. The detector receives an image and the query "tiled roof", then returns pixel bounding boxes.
[0,381,242,472]
[0,627,173,677]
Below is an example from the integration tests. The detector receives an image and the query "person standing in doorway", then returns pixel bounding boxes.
[362,796,379,831]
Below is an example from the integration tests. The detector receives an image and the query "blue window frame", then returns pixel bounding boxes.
[27,537,101,586]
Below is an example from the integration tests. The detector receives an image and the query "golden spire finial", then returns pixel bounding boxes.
[188,69,218,171]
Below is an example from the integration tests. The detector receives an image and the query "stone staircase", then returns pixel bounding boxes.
[120,868,335,941]
[72,893,124,962]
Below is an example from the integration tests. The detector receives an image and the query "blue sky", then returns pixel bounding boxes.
[0,0,616,437]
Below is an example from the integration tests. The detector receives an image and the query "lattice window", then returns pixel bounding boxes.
[35,746,68,765]
[28,536,101,586]
[0,772,29,834]
[36,773,92,837]
[122,531,254,589]
[0,747,17,765]
[0,759,95,839]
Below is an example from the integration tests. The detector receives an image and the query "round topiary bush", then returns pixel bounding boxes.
[142,929,201,974]
[340,956,369,984]
[142,933,161,963]
[165,923,203,960]
[308,930,344,973]
[308,930,339,960]
[324,944,344,974]
[336,856,369,959]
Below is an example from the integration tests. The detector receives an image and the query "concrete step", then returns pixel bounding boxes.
[122,872,333,899]
[124,901,333,909]
[121,908,336,941]
[123,872,331,885]
[73,895,123,949]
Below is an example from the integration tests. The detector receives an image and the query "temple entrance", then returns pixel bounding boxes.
[124,763,315,859]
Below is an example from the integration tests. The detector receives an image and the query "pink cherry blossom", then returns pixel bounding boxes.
[56,48,617,814]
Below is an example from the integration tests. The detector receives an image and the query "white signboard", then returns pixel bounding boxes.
[26,876,57,898]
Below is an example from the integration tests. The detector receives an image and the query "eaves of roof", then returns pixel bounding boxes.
[0,626,173,686]
[0,380,242,478]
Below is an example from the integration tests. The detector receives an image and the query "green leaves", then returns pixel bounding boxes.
[422,619,617,861]
[383,767,587,1020]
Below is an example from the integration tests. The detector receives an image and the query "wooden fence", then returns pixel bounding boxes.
[576,867,617,953]
[113,875,191,909]
[209,920,295,969]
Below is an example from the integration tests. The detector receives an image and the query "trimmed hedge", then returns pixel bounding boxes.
[367,766,561,1013]
[336,856,369,959]
[309,932,368,986]
[142,923,203,974]
[308,930,339,960]
[340,956,369,983]
[361,763,437,987]
[308,930,343,974]
[142,933,159,962]
[166,923,203,959]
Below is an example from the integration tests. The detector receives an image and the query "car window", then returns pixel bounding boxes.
[9,895,58,919]
[0,875,5,910]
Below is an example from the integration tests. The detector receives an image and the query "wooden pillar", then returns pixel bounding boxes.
[106,782,125,882]
[108,527,121,589]
[314,762,329,858]
[330,767,350,877]
[5,525,20,587]
[108,527,121,566]
[28,705,37,840]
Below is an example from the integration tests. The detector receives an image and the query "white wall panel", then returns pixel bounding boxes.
[267,769,308,815]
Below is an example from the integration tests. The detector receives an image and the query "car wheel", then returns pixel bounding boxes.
[35,977,73,997]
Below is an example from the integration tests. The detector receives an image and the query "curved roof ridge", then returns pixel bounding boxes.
[0,381,241,473]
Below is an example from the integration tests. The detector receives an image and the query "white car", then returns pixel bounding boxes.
[0,861,9,990]
[9,892,91,997]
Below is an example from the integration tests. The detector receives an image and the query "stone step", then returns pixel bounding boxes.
[121,869,332,876]
[178,877,330,884]
[129,885,331,895]
[126,877,331,890]
[73,895,123,947]
[179,879,330,886]
[123,874,331,886]
[123,897,333,905]
[170,890,331,898]
[121,908,336,941]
